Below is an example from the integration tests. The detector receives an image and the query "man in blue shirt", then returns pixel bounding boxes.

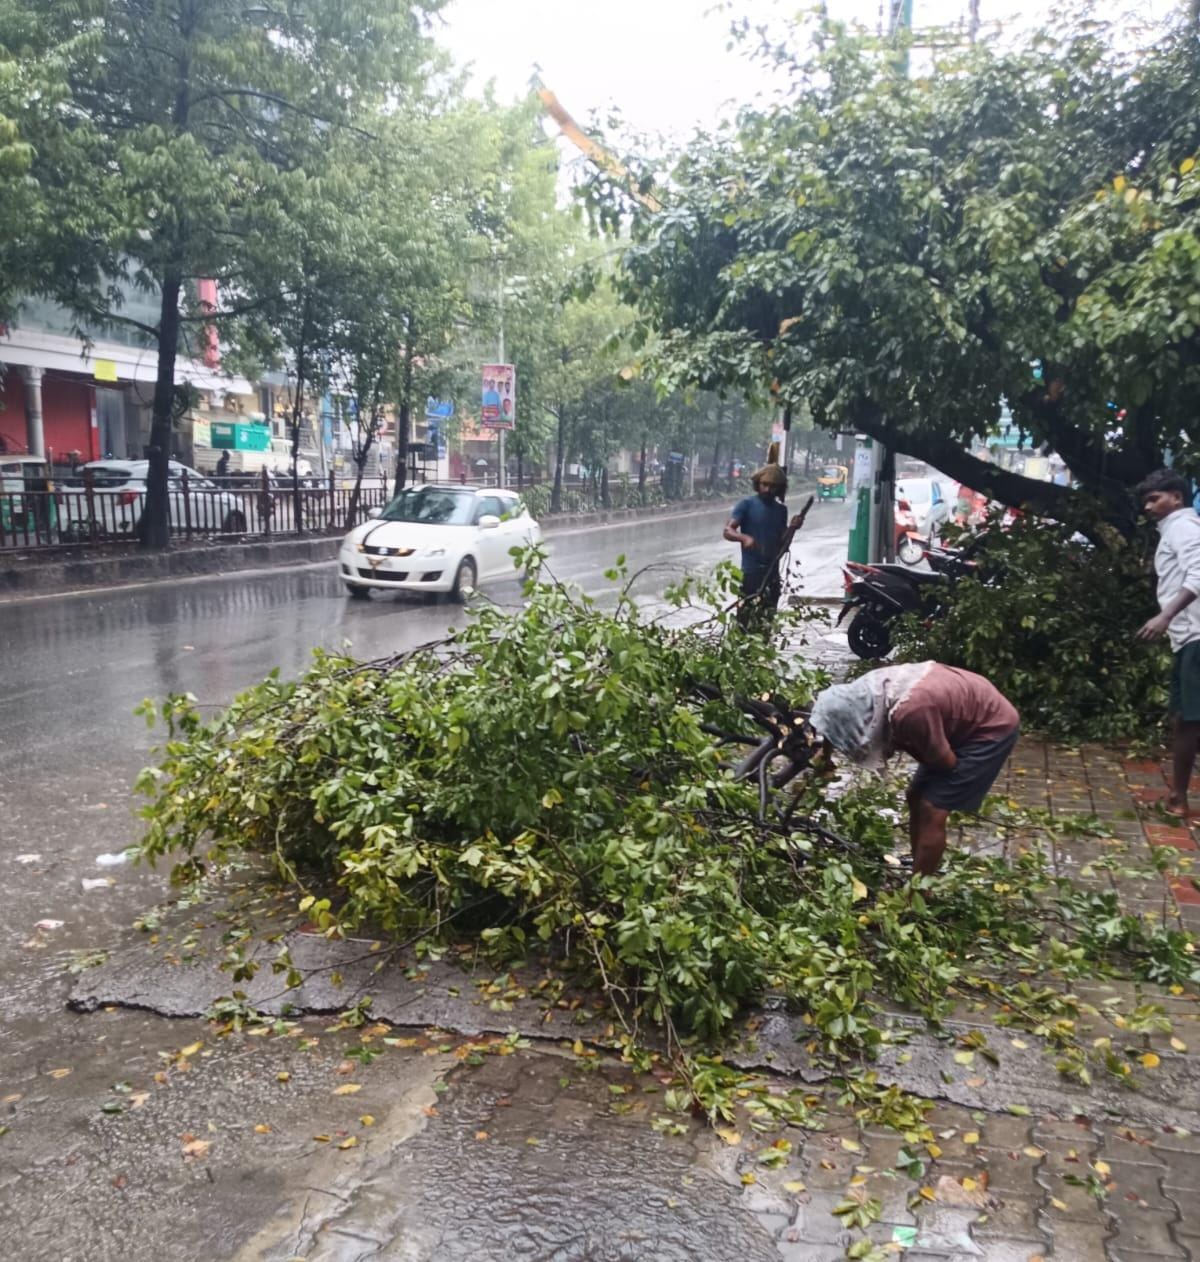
[724,464,803,628]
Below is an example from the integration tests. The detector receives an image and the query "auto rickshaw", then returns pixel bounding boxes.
[817,464,848,501]
[0,455,57,544]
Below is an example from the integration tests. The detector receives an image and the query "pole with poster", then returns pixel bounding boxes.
[480,362,516,487]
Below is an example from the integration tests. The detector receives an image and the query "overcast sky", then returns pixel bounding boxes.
[435,0,1176,146]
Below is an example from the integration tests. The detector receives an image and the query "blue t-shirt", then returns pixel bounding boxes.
[731,494,787,574]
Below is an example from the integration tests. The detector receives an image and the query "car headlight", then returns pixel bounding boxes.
[425,547,446,558]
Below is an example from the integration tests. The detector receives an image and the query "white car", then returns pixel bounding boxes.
[59,460,249,537]
[895,478,950,544]
[338,484,541,600]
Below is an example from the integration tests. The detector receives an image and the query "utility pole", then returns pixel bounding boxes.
[497,268,506,489]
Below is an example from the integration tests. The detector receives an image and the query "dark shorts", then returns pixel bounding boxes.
[910,725,1020,814]
[1170,641,1200,722]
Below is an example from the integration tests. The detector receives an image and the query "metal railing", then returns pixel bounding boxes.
[0,468,391,552]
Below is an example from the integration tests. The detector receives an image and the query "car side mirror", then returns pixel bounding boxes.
[478,514,501,529]
[367,506,382,519]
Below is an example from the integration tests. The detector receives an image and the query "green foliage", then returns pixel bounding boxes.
[601,14,1200,522]
[134,550,1196,1074]
[891,518,1167,742]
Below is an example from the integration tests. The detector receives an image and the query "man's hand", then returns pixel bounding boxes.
[788,514,804,530]
[1137,612,1173,641]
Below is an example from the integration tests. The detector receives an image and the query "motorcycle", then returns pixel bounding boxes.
[838,536,983,659]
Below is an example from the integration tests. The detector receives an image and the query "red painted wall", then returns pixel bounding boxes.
[42,375,97,463]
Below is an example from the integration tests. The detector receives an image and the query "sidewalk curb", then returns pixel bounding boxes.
[0,535,343,599]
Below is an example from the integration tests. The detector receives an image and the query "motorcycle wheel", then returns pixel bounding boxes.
[898,536,924,566]
[847,613,891,659]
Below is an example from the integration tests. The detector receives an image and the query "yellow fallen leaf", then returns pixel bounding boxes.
[254,1124,271,1134]
[1050,1197,1068,1211]
[783,1180,807,1194]
[475,1130,490,1141]
[963,1132,980,1145]
[840,1138,862,1153]
[715,1128,742,1146]
[851,877,868,902]
[48,1068,71,1080]
[1094,1161,1111,1176]
[312,1134,331,1142]
[333,1083,362,1095]
[1171,1037,1188,1052]
[1024,1146,1046,1159]
[181,1138,211,1159]
[336,1136,358,1150]
[179,1042,203,1058]
[1140,1052,1160,1069]
[740,1172,757,1185]
[359,1115,376,1127]
[919,1186,936,1201]
[1182,156,1196,176]
[1010,1038,1029,1050]
[849,1174,867,1187]
[962,1177,978,1192]
[129,1092,150,1110]
[926,1142,943,1159]
[572,1039,585,1056]
[276,1071,291,1083]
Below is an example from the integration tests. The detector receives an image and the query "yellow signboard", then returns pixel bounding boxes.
[93,359,118,383]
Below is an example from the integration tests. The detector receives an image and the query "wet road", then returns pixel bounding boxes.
[0,498,853,1013]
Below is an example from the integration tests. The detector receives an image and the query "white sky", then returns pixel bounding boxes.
[435,0,1177,145]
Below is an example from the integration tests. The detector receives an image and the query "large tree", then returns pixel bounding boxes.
[4,0,442,547]
[604,15,1200,529]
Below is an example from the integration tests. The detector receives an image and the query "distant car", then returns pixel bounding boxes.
[58,460,249,537]
[338,484,541,600]
[895,478,949,544]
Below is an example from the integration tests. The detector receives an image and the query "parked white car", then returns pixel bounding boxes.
[59,460,250,537]
[338,484,541,600]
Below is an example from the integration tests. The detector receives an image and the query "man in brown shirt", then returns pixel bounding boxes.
[809,663,1020,875]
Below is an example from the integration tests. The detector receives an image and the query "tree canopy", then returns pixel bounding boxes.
[606,15,1200,527]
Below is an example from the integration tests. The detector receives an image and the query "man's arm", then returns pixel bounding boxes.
[892,706,957,772]
[724,517,754,547]
[1139,520,1200,641]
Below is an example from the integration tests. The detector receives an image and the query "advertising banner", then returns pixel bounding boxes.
[481,364,515,431]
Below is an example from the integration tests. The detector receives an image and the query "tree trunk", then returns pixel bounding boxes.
[708,412,722,489]
[516,450,524,490]
[394,318,416,490]
[600,465,610,510]
[346,404,378,528]
[551,408,566,513]
[848,401,1121,534]
[288,293,311,536]
[140,269,183,549]
[638,436,647,497]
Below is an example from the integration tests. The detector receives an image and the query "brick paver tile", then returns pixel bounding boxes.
[1107,1207,1188,1257]
[1170,878,1200,906]
[1145,824,1198,851]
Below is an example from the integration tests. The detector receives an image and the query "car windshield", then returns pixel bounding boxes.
[379,487,476,525]
[821,466,842,479]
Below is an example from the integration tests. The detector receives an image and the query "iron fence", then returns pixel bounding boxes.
[0,468,392,552]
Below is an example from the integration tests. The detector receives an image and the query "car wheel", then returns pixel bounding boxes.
[451,556,477,603]
[222,509,247,533]
[898,536,924,566]
[847,612,891,660]
[345,583,371,600]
